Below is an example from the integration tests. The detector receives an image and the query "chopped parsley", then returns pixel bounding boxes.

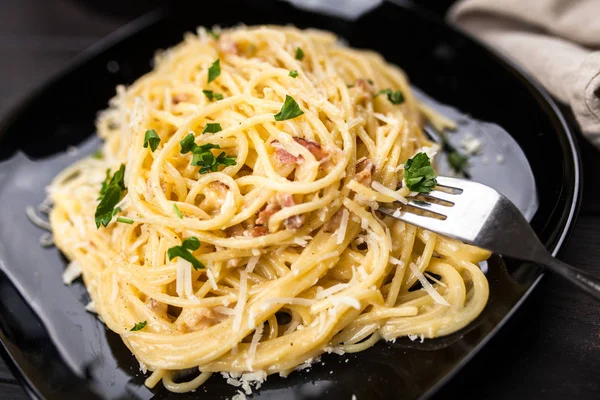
[92,150,103,159]
[167,237,204,270]
[208,30,220,40]
[207,59,221,83]
[173,204,183,219]
[95,164,126,228]
[376,88,405,105]
[179,134,236,174]
[143,129,160,152]
[202,90,224,101]
[131,321,147,331]
[403,152,437,193]
[180,133,197,154]
[289,70,298,78]
[116,217,134,224]
[295,47,304,61]
[274,95,304,121]
[202,123,222,134]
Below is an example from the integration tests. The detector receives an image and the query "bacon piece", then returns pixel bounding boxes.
[270,138,329,165]
[355,157,375,186]
[225,224,245,238]
[323,209,344,233]
[256,202,281,225]
[256,193,305,230]
[272,142,303,165]
[176,307,215,332]
[293,137,328,161]
[251,226,269,237]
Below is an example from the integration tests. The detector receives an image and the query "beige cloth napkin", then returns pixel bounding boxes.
[448,0,600,148]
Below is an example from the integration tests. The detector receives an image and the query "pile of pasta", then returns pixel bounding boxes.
[48,25,489,393]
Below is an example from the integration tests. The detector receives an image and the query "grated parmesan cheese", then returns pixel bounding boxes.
[62,260,82,285]
[371,181,408,204]
[409,263,450,306]
[315,283,350,299]
[424,272,447,288]
[245,255,260,273]
[247,323,264,370]
[206,267,218,290]
[232,391,247,400]
[336,208,349,245]
[85,301,97,314]
[232,271,248,331]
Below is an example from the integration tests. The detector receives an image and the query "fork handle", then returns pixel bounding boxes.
[542,256,600,300]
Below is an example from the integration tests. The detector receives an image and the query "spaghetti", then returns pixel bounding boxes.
[48,25,490,393]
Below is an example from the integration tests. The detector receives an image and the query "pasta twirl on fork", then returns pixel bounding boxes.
[48,25,490,393]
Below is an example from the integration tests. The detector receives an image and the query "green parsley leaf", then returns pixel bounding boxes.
[116,217,134,224]
[447,151,469,174]
[208,30,220,40]
[95,164,127,228]
[173,204,183,219]
[274,95,304,121]
[289,70,298,78]
[295,47,304,61]
[181,136,236,174]
[203,90,224,101]
[207,59,221,83]
[216,151,237,167]
[167,237,204,270]
[403,152,437,193]
[180,133,197,154]
[376,88,405,105]
[202,123,222,134]
[92,150,103,159]
[131,321,147,331]
[143,129,160,152]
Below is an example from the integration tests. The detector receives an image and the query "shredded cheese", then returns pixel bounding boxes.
[62,260,82,285]
[232,271,248,331]
[206,267,218,290]
[371,181,408,204]
[336,208,349,245]
[409,263,450,306]
[245,255,260,273]
[247,322,264,370]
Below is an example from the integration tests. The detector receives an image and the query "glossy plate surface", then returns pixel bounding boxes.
[0,1,581,399]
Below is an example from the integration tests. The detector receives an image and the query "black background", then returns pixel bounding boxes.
[0,0,598,399]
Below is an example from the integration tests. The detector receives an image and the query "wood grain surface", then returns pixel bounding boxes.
[0,1,598,399]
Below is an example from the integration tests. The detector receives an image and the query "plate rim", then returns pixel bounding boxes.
[0,3,583,399]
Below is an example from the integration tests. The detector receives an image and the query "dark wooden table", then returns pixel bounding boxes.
[0,1,598,399]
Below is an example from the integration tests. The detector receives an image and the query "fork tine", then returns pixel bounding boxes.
[380,206,447,232]
[436,176,466,190]
[406,200,449,217]
[424,190,457,204]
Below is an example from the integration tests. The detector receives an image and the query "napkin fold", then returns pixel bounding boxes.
[449,0,600,148]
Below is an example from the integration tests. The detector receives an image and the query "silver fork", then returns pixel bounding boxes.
[379,176,600,300]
